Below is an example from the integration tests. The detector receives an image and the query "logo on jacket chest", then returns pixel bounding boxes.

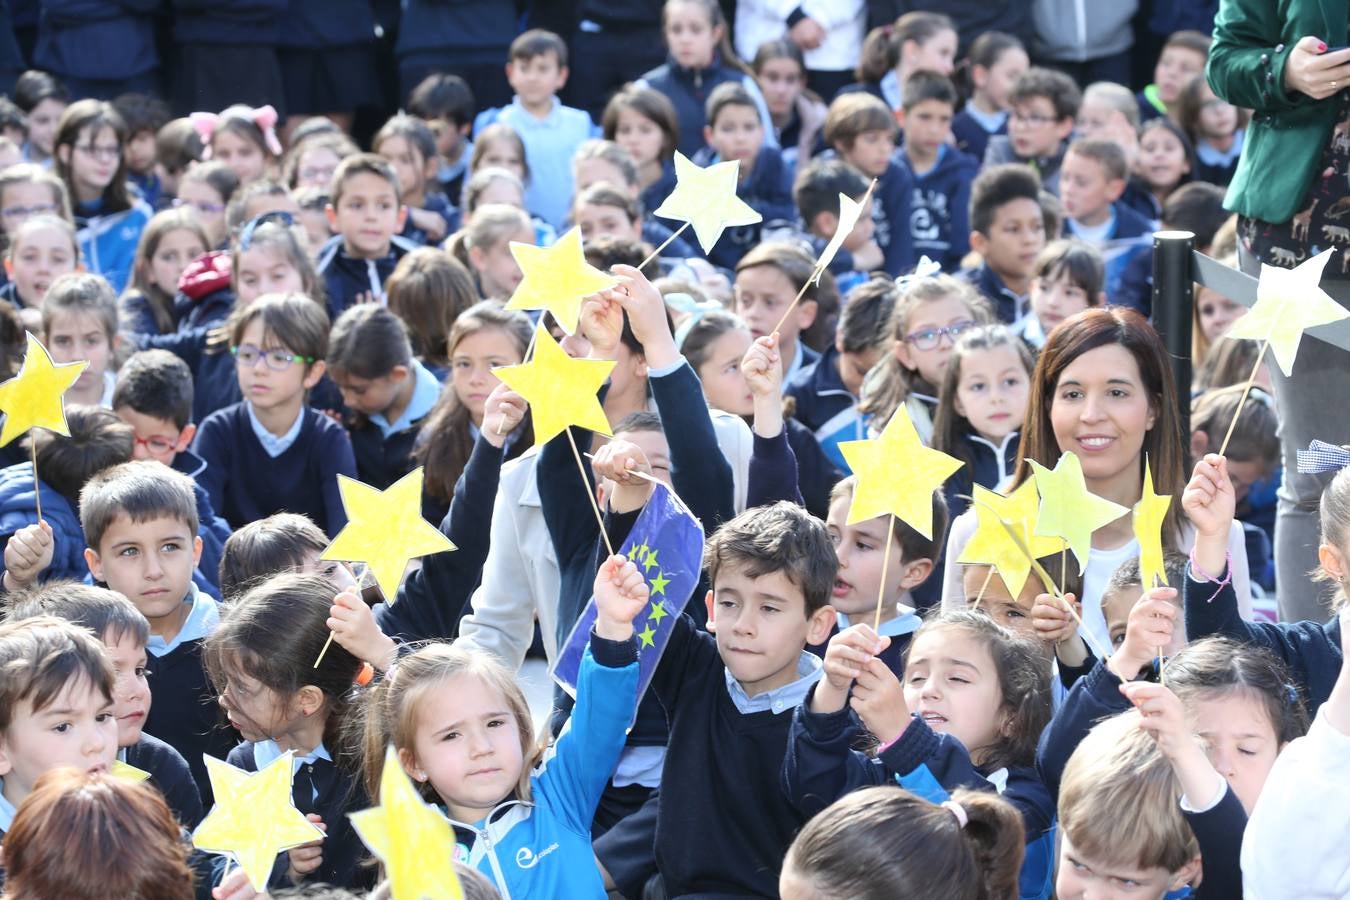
[516,842,560,869]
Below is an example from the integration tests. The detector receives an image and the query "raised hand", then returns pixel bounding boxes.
[813,624,889,715]
[328,590,398,672]
[3,521,53,590]
[1107,586,1178,683]
[850,658,910,745]
[482,383,527,448]
[594,555,650,642]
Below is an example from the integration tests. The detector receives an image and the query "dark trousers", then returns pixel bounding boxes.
[565,24,668,121]
[806,68,855,105]
[399,49,511,113]
[1039,50,1132,90]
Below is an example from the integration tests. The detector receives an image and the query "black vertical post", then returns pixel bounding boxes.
[1152,230,1195,437]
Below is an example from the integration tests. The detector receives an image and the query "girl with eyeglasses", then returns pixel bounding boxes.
[857,271,993,445]
[52,99,153,294]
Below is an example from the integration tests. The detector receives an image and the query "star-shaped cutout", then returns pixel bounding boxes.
[628,542,649,562]
[493,325,615,448]
[504,227,618,335]
[811,183,873,284]
[349,747,464,900]
[838,407,962,537]
[653,151,763,254]
[112,759,151,783]
[650,572,670,596]
[1028,452,1129,569]
[192,752,324,892]
[0,333,89,447]
[642,549,659,572]
[647,601,668,624]
[959,480,1067,598]
[1132,457,1173,588]
[322,468,457,599]
[638,624,657,648]
[1224,247,1350,376]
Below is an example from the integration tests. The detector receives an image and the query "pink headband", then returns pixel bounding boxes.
[189,105,282,158]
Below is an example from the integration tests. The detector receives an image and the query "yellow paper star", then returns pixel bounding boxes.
[1029,452,1129,569]
[647,600,668,624]
[0,333,89,447]
[349,748,464,900]
[1224,247,1350,376]
[504,227,618,335]
[111,759,151,783]
[812,183,874,284]
[1132,458,1172,588]
[192,752,324,892]
[493,325,614,447]
[653,151,762,254]
[322,468,457,599]
[959,481,1067,598]
[650,572,670,595]
[638,625,656,648]
[839,407,962,538]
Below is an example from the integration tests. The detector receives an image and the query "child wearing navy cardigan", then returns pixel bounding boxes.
[192,292,356,539]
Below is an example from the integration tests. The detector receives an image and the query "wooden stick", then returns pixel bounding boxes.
[314,562,368,669]
[638,221,691,270]
[29,437,40,523]
[768,277,817,338]
[970,566,995,610]
[872,514,895,632]
[1218,339,1269,456]
[567,428,615,559]
[583,451,663,486]
[1060,546,1067,596]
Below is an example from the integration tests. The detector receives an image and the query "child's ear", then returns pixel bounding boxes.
[191,534,203,567]
[703,590,717,632]
[812,211,838,238]
[176,423,197,452]
[84,547,104,583]
[395,204,408,232]
[703,125,714,148]
[893,337,916,372]
[397,746,426,783]
[796,298,818,332]
[302,359,327,391]
[1188,429,1209,461]
[1104,177,1126,203]
[0,737,12,777]
[968,230,987,257]
[390,364,411,385]
[557,66,570,90]
[899,558,934,592]
[1168,856,1203,892]
[1320,542,1345,583]
[468,244,486,273]
[296,684,325,717]
[1054,117,1075,142]
[806,604,837,645]
[894,108,907,130]
[324,203,338,229]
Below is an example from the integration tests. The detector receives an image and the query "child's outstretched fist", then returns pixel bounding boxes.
[1107,586,1178,683]
[328,589,397,672]
[482,382,527,447]
[741,334,782,399]
[1030,590,1080,645]
[1182,453,1235,540]
[3,520,53,590]
[811,623,888,715]
[594,555,651,641]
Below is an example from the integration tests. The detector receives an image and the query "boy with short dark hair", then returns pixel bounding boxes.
[1059,138,1152,301]
[1139,31,1211,124]
[407,73,476,204]
[316,153,417,322]
[962,163,1047,325]
[0,616,117,838]
[822,92,914,276]
[472,29,598,230]
[792,157,882,295]
[153,118,203,206]
[897,71,978,270]
[984,68,1080,195]
[78,460,234,807]
[7,581,203,829]
[693,82,794,270]
[112,93,171,209]
[786,278,895,473]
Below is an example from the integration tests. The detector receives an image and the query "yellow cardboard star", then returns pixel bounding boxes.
[811,182,874,284]
[959,480,1067,598]
[493,325,614,447]
[1028,452,1129,569]
[349,748,464,900]
[1132,457,1172,588]
[1224,247,1350,376]
[0,333,89,447]
[838,407,962,538]
[111,759,151,783]
[653,151,763,254]
[504,227,618,335]
[322,468,456,599]
[192,752,323,892]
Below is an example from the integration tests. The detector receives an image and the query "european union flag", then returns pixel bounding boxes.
[553,482,705,715]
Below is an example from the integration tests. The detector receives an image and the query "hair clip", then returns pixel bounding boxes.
[667,292,725,349]
[354,661,375,687]
[1284,682,1299,705]
[189,105,283,159]
[894,255,942,292]
[941,800,968,828]
[237,209,296,250]
[1297,439,1350,475]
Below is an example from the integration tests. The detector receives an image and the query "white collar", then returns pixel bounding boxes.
[246,402,305,458]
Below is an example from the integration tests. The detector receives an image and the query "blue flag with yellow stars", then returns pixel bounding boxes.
[553,481,705,716]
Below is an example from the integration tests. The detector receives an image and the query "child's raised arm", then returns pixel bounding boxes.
[610,264,680,372]
[812,623,889,714]
[329,589,398,671]
[1182,453,1235,579]
[742,333,784,440]
[594,554,651,642]
[743,333,804,508]
[2,521,53,591]
[1030,590,1090,671]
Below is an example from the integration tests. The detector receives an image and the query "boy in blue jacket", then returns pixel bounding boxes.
[315,153,417,322]
[692,83,795,270]
[896,71,979,271]
[1058,138,1153,301]
[793,157,882,296]
[961,164,1046,325]
[822,92,915,276]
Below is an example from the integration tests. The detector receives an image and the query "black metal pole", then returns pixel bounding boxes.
[1152,230,1195,437]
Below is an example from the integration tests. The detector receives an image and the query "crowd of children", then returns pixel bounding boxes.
[0,2,1333,899]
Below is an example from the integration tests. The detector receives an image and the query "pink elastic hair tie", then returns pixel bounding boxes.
[941,800,968,828]
[188,105,283,159]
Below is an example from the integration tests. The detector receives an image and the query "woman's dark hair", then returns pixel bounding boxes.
[1164,636,1308,745]
[783,786,1024,900]
[1013,307,1187,541]
[54,100,132,213]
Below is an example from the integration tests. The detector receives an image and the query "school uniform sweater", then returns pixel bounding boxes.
[640,159,678,217]
[960,260,1027,326]
[952,105,1008,165]
[638,53,777,159]
[227,741,371,890]
[193,403,357,539]
[690,144,795,270]
[786,344,866,475]
[124,731,205,829]
[744,419,842,522]
[173,448,235,595]
[315,233,418,322]
[872,156,917,276]
[942,430,1020,518]
[900,142,979,271]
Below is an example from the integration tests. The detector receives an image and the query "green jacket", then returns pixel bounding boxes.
[1209,0,1349,223]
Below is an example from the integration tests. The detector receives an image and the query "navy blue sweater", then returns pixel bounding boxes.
[690,145,795,270]
[960,261,1025,325]
[315,234,418,323]
[744,420,842,522]
[275,0,376,48]
[640,159,678,218]
[951,108,1006,165]
[34,0,158,81]
[640,54,768,159]
[172,0,285,45]
[125,731,204,829]
[873,158,916,276]
[192,403,357,539]
[901,143,979,271]
[942,430,1020,518]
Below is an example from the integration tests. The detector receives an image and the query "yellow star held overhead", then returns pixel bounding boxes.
[192,752,324,892]
[322,468,456,599]
[1224,247,1350,376]
[349,748,464,900]
[504,226,618,335]
[959,481,1067,598]
[111,760,151,783]
[493,325,614,448]
[838,407,962,538]
[0,333,89,447]
[653,151,762,254]
[1028,452,1129,569]
[1132,458,1173,588]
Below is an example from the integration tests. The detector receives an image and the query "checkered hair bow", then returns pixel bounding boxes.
[1297,440,1350,474]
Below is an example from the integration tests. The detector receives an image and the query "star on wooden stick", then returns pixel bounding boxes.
[504,226,618,335]
[1132,457,1172,588]
[1028,451,1129,568]
[838,407,962,538]
[493,324,615,447]
[1224,247,1350,376]
[811,181,876,284]
[0,333,88,446]
[959,480,1068,598]
[653,151,762,254]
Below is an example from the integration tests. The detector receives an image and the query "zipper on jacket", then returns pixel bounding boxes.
[480,833,512,900]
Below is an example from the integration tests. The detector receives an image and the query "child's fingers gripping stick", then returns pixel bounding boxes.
[483,384,527,446]
[1181,454,1235,539]
[741,335,782,397]
[594,555,650,641]
[1120,681,1189,757]
[849,658,909,745]
[1125,589,1178,655]
[4,521,53,586]
[1030,591,1077,644]
[328,591,397,671]
[592,439,651,486]
[823,624,889,691]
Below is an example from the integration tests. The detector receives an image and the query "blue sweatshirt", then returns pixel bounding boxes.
[638,53,777,159]
[874,158,917,276]
[690,144,795,270]
[315,233,418,322]
[942,430,1020,518]
[901,142,979,270]
[785,343,866,475]
[75,198,154,294]
[960,261,1026,326]
[0,466,88,583]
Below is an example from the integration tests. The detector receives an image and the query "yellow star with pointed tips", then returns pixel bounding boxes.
[650,572,670,596]
[322,468,457,599]
[838,407,962,537]
[1029,452,1129,569]
[959,481,1067,598]
[1224,247,1350,376]
[638,624,657,648]
[192,752,324,892]
[504,227,618,335]
[111,759,151,783]
[493,325,615,448]
[653,152,763,254]
[349,747,464,900]
[1132,458,1173,588]
[0,333,89,447]
[647,601,668,624]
